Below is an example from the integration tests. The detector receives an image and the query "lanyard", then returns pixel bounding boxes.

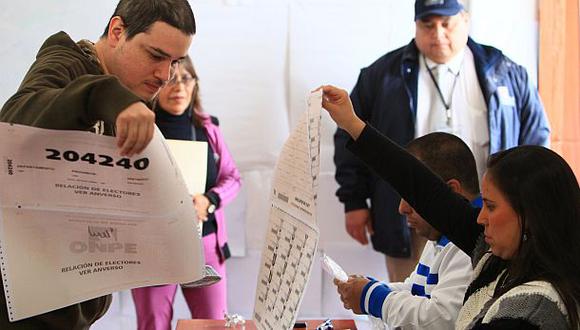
[424,55,460,125]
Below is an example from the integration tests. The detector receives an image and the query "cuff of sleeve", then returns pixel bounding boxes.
[360,280,392,318]
[367,283,392,318]
[360,280,377,314]
[204,191,221,209]
[344,200,369,213]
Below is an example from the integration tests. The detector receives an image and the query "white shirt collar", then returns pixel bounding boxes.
[423,48,466,75]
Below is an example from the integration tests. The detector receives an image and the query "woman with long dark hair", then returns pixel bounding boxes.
[321,85,580,329]
[131,56,241,329]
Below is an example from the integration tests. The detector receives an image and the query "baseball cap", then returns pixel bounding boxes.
[415,0,464,21]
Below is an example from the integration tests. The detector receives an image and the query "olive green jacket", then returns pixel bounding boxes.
[0,31,141,329]
[1,31,141,132]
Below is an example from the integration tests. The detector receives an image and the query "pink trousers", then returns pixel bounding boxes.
[131,233,227,330]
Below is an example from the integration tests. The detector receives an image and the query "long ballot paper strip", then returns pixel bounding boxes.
[0,123,205,321]
[253,90,322,330]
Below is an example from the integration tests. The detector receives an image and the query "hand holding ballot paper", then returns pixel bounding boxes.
[323,254,386,329]
[325,251,368,315]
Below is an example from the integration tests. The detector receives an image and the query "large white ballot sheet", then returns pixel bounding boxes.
[253,91,322,330]
[0,123,204,322]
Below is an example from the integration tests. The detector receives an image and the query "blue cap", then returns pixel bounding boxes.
[415,0,464,21]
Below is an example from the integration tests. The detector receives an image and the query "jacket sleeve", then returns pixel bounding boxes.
[207,123,241,208]
[0,34,141,130]
[512,64,550,147]
[380,246,473,329]
[333,69,374,212]
[347,125,482,255]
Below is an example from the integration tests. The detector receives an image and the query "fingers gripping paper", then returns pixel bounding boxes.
[253,91,322,330]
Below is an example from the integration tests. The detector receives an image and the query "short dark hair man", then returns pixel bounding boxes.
[0,1,195,328]
[333,0,550,282]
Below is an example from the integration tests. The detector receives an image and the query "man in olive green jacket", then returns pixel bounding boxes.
[0,1,196,329]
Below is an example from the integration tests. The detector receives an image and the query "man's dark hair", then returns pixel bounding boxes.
[101,0,196,40]
[406,132,479,195]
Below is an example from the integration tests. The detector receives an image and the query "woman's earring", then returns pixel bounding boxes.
[522,233,528,242]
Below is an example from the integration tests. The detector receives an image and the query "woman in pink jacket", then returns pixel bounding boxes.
[131,56,241,329]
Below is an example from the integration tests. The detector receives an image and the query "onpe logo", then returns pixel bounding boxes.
[69,226,137,254]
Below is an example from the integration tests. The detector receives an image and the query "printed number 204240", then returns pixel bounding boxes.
[45,148,149,170]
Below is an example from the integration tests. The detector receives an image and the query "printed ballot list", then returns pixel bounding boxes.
[253,91,322,330]
[0,123,205,321]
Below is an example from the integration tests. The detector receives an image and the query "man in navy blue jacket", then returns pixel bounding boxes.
[333,0,550,282]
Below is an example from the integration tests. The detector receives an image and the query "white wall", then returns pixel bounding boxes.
[0,0,538,328]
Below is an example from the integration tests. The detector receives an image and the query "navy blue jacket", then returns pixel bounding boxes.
[333,38,549,257]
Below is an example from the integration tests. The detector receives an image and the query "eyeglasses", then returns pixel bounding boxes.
[169,61,179,81]
[167,74,196,87]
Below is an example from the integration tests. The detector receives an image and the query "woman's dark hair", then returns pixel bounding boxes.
[101,0,196,39]
[179,56,204,127]
[487,146,580,327]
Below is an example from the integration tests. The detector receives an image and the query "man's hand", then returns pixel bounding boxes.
[334,275,369,314]
[115,102,155,157]
[345,209,374,245]
[193,194,210,222]
[320,85,365,140]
